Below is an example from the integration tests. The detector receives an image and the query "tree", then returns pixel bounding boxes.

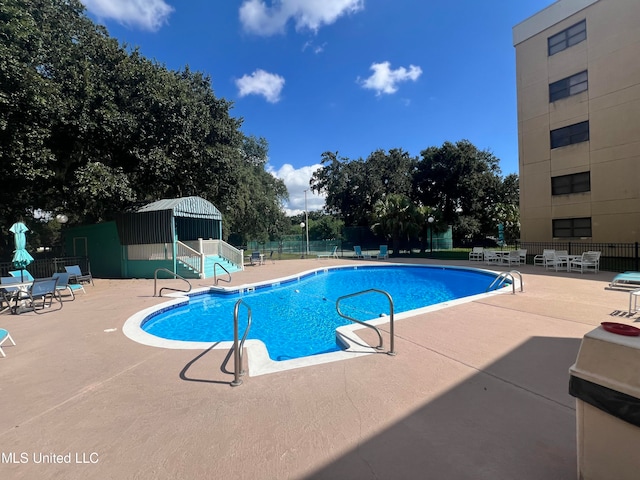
[310,149,417,226]
[414,140,503,242]
[370,194,421,256]
[0,0,290,257]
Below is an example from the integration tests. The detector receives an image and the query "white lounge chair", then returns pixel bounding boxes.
[317,246,338,259]
[469,247,484,261]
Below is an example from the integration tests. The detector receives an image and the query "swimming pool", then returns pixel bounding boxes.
[126,264,509,371]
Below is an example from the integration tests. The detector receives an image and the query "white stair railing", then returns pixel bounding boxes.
[176,241,204,278]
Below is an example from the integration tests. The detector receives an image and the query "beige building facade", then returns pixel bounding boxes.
[513,0,640,243]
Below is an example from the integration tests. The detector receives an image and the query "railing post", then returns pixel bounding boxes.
[231,299,252,387]
[636,242,639,272]
[231,303,243,387]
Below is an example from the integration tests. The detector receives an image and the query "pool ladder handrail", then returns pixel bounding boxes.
[487,270,524,294]
[213,262,232,286]
[336,288,396,356]
[153,268,192,297]
[231,299,252,387]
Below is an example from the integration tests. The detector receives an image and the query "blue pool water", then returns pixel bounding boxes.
[142,265,500,361]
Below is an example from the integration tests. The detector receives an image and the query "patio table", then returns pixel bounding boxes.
[1,281,33,314]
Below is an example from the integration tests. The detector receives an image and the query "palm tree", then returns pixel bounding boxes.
[371,194,421,255]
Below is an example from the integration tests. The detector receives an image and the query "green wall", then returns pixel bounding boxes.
[64,221,122,278]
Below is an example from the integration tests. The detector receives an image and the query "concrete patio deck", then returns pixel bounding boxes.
[0,257,633,479]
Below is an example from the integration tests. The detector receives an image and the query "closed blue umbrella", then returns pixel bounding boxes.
[10,222,34,282]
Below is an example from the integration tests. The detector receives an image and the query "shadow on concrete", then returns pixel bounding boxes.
[305,336,581,480]
[178,342,236,386]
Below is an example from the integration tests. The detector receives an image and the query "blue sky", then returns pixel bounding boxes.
[81,0,555,214]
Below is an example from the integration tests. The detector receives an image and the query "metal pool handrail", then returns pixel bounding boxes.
[336,288,396,356]
[231,299,252,387]
[487,270,523,294]
[213,262,231,285]
[153,268,192,297]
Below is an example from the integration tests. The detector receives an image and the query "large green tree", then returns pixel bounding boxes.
[414,140,504,242]
[310,148,416,226]
[0,0,288,257]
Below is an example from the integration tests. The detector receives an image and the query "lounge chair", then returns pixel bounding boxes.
[569,251,600,274]
[52,272,85,300]
[317,245,338,259]
[469,247,484,261]
[353,246,365,259]
[610,271,640,289]
[0,328,16,357]
[65,265,94,285]
[533,249,555,267]
[374,245,389,259]
[14,277,62,313]
[249,251,263,266]
[9,270,34,282]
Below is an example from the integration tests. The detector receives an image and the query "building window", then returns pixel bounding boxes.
[550,121,589,149]
[553,218,592,238]
[552,172,590,195]
[549,71,588,102]
[548,20,586,56]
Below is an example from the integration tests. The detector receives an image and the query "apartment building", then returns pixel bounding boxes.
[513,0,640,243]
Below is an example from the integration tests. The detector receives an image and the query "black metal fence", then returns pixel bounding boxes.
[0,256,91,279]
[517,242,639,273]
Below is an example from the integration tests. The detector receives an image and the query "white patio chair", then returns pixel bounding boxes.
[545,251,567,272]
[484,250,500,264]
[518,249,527,264]
[469,247,484,261]
[533,249,554,267]
[502,250,521,266]
[570,251,601,274]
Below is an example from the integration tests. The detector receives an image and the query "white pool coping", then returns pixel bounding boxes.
[123,264,519,376]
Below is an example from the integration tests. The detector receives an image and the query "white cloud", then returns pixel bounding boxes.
[82,0,173,31]
[302,39,327,54]
[239,0,364,36]
[268,163,325,215]
[359,61,422,96]
[236,69,285,103]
